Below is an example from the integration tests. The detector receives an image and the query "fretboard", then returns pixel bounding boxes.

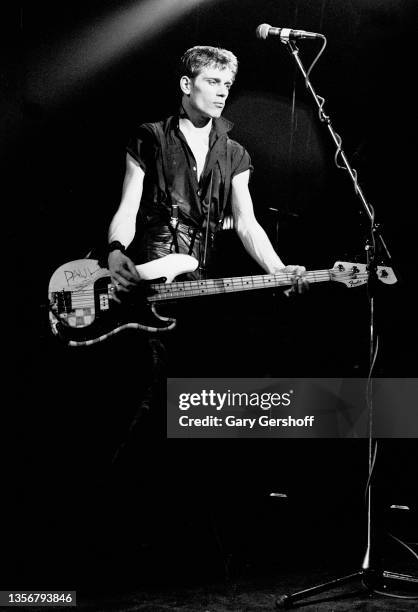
[147,269,332,302]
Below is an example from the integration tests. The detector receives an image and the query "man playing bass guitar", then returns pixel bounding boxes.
[107,46,308,302]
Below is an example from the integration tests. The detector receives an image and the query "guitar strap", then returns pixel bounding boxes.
[218,138,233,231]
[151,123,180,253]
[200,170,213,278]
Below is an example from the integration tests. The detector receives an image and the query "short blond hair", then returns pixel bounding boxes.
[179,46,238,81]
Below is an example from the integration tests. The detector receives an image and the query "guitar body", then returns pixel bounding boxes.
[48,254,199,346]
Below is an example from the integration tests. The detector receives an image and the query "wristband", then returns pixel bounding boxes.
[108,241,126,255]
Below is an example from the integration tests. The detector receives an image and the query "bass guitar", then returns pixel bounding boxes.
[48,253,396,347]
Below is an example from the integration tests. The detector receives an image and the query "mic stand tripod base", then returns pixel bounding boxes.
[275,567,418,608]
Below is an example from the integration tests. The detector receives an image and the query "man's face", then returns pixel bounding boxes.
[182,65,234,119]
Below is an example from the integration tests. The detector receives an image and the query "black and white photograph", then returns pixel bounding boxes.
[5,0,418,610]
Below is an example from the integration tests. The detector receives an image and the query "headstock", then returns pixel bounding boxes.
[331,262,397,288]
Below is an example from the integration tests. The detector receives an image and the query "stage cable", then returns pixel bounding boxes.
[388,533,418,563]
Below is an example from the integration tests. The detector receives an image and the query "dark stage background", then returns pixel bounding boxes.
[4,0,418,598]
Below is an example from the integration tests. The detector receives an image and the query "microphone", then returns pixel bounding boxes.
[256,23,322,42]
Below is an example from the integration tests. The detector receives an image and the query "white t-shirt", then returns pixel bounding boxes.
[179,117,212,182]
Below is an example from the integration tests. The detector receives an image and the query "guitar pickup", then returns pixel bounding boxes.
[52,290,73,314]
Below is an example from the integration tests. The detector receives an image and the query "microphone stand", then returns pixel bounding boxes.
[275,40,417,608]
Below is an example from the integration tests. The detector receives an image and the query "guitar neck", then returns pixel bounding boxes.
[148,269,332,302]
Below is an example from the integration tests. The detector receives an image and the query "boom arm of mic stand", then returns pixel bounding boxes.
[284,41,394,271]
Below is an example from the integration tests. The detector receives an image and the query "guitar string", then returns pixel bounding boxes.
[54,271,372,309]
[62,272,369,297]
[148,272,370,301]
[62,271,342,301]
[65,270,364,298]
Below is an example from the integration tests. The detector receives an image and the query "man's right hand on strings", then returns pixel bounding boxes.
[108,250,141,303]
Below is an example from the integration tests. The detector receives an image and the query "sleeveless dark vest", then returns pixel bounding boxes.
[133,117,233,278]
